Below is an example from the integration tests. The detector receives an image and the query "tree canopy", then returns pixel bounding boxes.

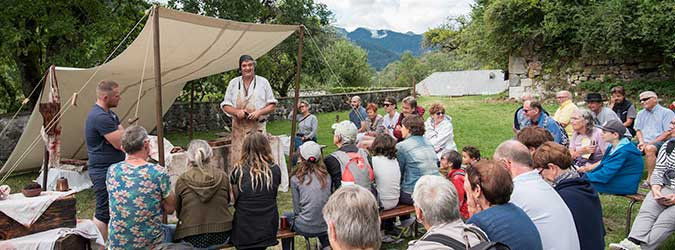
[424,0,675,69]
[0,0,377,114]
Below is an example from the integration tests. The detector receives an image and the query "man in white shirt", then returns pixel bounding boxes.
[493,140,581,250]
[381,97,400,138]
[220,55,277,163]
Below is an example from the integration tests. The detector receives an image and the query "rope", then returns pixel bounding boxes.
[0,72,48,139]
[134,15,154,119]
[0,10,150,184]
[302,25,367,122]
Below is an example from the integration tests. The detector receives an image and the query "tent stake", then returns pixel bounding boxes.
[288,27,305,172]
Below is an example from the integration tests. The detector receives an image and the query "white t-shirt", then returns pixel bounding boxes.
[372,155,401,210]
[511,170,581,250]
[382,112,400,138]
[220,75,278,116]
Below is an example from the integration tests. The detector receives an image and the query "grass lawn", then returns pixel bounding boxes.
[3,95,674,249]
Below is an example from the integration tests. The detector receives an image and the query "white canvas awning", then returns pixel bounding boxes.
[1,6,298,174]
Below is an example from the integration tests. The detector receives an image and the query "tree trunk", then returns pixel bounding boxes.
[14,50,44,108]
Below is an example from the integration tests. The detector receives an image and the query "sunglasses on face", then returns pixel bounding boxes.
[640,97,653,102]
[383,103,392,107]
[436,112,444,115]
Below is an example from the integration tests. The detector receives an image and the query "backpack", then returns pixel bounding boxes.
[332,150,375,189]
[422,225,511,250]
[542,117,570,148]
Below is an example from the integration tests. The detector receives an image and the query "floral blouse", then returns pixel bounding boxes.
[107,162,171,250]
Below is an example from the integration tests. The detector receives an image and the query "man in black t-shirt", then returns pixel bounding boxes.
[84,80,125,241]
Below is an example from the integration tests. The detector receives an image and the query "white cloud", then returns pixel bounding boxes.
[316,0,474,34]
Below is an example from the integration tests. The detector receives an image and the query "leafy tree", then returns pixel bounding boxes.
[376,51,429,87]
[0,0,151,109]
[436,0,675,69]
[319,40,374,87]
[169,0,338,97]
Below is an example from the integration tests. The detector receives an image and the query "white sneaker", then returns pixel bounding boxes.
[609,239,642,250]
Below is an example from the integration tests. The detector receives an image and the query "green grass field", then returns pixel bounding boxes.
[3,95,673,249]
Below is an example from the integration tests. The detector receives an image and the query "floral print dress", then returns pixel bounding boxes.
[107,162,171,250]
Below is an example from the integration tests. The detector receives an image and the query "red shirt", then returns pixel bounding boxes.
[447,169,469,219]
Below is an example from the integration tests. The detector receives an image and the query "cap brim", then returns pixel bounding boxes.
[594,124,609,131]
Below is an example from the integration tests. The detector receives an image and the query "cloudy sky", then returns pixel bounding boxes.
[315,0,475,34]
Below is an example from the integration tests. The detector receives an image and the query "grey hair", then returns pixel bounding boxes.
[576,108,596,135]
[557,90,572,98]
[121,125,148,154]
[334,120,357,145]
[187,139,213,168]
[300,100,311,109]
[413,175,460,225]
[351,95,361,103]
[494,140,533,167]
[402,96,417,107]
[639,91,658,99]
[322,185,381,249]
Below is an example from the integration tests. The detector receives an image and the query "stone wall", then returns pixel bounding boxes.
[508,55,671,99]
[0,88,411,165]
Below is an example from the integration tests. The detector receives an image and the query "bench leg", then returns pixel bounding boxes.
[626,200,639,238]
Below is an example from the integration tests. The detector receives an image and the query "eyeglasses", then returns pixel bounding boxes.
[640,97,654,102]
[436,112,444,115]
[537,168,546,175]
[383,103,392,107]
[555,96,567,99]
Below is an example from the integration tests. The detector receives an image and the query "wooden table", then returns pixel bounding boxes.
[0,195,76,240]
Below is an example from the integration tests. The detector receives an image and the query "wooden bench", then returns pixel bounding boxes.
[220,229,296,249]
[621,193,646,237]
[380,204,419,238]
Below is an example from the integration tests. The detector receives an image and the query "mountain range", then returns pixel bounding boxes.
[336,27,428,70]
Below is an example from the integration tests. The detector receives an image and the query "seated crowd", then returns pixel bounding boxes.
[100,90,675,250]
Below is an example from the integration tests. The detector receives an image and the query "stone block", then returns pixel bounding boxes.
[509,75,521,87]
[509,86,525,100]
[521,78,533,87]
[509,56,527,74]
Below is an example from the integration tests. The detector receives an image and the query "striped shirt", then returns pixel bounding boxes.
[651,139,675,187]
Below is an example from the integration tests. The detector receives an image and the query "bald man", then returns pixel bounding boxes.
[349,96,368,130]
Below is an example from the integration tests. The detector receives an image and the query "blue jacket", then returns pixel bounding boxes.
[396,135,439,193]
[585,139,644,195]
[526,112,564,144]
[555,177,605,250]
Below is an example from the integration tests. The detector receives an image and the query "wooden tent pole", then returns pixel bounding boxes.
[288,27,304,171]
[152,5,167,224]
[152,5,165,168]
[42,146,48,191]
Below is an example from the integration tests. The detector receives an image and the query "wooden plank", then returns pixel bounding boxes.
[0,195,76,240]
[379,204,416,220]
